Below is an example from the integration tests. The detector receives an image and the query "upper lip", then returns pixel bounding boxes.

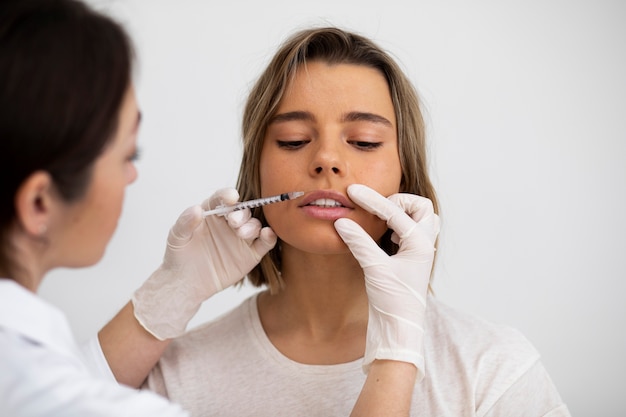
[299,190,354,209]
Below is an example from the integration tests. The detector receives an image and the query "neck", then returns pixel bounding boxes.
[272,247,367,325]
[7,226,48,292]
[257,244,369,364]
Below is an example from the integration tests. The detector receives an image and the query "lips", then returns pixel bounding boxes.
[297,190,355,221]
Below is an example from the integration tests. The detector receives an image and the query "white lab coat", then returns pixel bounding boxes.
[0,279,189,417]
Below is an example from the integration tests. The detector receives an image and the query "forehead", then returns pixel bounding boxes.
[277,61,395,120]
[101,87,139,155]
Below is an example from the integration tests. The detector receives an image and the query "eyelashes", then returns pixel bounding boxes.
[276,139,383,151]
[349,140,383,150]
[128,147,141,162]
[277,140,308,150]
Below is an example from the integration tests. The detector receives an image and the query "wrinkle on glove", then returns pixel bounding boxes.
[334,184,439,382]
[132,188,276,340]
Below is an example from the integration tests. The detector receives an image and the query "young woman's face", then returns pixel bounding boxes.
[55,86,140,267]
[260,61,402,255]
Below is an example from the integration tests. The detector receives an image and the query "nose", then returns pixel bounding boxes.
[314,166,340,174]
[309,138,346,177]
[127,163,138,185]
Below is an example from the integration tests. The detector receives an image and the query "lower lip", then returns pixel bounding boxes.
[300,205,352,221]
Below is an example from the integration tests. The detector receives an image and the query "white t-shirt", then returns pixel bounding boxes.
[0,279,188,417]
[144,293,570,417]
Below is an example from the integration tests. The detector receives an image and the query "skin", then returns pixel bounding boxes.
[257,61,403,365]
[351,360,417,416]
[9,85,140,291]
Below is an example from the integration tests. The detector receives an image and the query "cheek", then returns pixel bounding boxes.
[357,157,402,190]
[64,186,124,266]
[90,179,126,234]
[262,205,288,239]
[259,157,299,195]
[352,160,402,241]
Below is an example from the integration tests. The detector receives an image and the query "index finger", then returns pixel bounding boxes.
[203,188,240,211]
[347,184,416,238]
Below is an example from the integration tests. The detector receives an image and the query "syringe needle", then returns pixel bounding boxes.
[202,191,305,217]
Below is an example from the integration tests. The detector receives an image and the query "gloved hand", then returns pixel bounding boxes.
[333,184,439,381]
[132,188,277,340]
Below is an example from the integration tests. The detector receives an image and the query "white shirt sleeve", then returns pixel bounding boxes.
[80,335,117,381]
[0,330,189,417]
[482,360,571,417]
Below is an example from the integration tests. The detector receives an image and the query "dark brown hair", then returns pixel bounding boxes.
[0,0,134,276]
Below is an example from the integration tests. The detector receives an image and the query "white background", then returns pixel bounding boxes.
[39,1,625,415]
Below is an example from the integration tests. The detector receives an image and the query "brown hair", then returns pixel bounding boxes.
[0,0,134,277]
[236,27,439,293]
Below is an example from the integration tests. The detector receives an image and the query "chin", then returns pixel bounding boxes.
[287,227,358,256]
[306,239,352,256]
[74,249,107,268]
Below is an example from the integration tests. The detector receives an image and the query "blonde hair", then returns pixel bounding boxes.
[236,27,439,293]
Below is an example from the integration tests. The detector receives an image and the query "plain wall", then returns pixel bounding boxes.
[39,0,626,415]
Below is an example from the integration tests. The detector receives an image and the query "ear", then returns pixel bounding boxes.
[14,171,55,237]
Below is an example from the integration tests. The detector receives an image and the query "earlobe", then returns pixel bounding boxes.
[15,171,54,237]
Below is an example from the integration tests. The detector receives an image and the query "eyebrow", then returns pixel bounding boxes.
[341,111,393,127]
[269,110,393,127]
[269,111,315,124]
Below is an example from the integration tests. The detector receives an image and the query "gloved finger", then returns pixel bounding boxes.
[168,205,203,247]
[250,227,277,259]
[203,187,240,211]
[235,217,262,241]
[347,184,416,239]
[387,194,440,242]
[387,193,435,224]
[390,212,440,245]
[334,218,385,269]
[225,207,252,228]
[225,207,260,241]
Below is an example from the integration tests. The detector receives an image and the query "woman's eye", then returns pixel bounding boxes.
[349,140,383,150]
[277,140,309,149]
[127,148,141,162]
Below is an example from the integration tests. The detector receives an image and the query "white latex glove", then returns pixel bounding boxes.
[132,188,277,340]
[333,184,439,381]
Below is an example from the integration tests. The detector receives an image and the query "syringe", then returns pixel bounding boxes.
[202,191,305,217]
